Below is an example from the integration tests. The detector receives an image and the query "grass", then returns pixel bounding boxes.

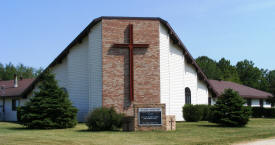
[1,119,275,145]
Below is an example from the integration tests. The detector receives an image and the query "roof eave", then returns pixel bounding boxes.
[22,16,218,97]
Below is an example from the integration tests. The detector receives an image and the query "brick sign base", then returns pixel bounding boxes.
[123,103,176,131]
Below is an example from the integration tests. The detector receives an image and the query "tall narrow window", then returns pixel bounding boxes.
[185,87,191,104]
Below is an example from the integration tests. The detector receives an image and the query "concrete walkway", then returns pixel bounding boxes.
[234,138,275,145]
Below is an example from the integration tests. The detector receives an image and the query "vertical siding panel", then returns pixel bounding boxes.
[52,57,68,88]
[159,24,170,115]
[88,22,102,112]
[67,37,89,122]
[169,42,185,121]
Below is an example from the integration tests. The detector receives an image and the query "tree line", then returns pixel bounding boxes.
[196,56,275,94]
[0,63,43,80]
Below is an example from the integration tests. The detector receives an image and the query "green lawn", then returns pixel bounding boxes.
[1,119,275,145]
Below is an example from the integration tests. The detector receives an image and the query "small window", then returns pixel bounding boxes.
[12,99,19,111]
[185,87,191,104]
[247,99,252,107]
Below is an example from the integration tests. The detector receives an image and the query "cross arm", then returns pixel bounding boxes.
[113,44,130,48]
[132,44,149,48]
[113,44,149,48]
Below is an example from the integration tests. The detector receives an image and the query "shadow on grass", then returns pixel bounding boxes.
[197,124,247,128]
[76,129,122,133]
[7,127,40,131]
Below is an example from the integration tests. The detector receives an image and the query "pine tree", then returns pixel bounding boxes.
[17,70,77,129]
[209,89,251,127]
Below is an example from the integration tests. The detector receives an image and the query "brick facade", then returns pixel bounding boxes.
[101,19,160,116]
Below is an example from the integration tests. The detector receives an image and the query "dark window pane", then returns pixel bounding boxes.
[185,87,191,104]
[12,99,17,111]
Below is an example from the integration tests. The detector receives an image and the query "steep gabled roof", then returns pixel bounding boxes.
[22,16,218,97]
[209,80,273,99]
[0,78,35,97]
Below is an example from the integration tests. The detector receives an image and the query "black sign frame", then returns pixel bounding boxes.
[138,108,162,126]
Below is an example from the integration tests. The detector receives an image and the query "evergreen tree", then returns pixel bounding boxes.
[17,70,77,129]
[209,89,251,127]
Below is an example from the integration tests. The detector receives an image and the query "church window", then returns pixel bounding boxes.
[185,87,191,104]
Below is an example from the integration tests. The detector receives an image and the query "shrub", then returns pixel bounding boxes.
[208,89,251,127]
[251,107,275,118]
[264,108,275,118]
[183,104,203,122]
[251,107,264,118]
[17,71,78,129]
[86,107,124,131]
[197,104,210,121]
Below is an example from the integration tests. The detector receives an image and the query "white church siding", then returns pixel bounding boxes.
[184,63,198,105]
[52,57,68,88]
[197,80,209,104]
[169,42,185,121]
[67,37,89,122]
[159,23,171,115]
[159,24,209,121]
[50,22,103,122]
[88,22,102,111]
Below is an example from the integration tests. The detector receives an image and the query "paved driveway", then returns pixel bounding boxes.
[235,138,275,145]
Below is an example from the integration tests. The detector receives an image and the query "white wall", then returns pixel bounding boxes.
[264,100,271,108]
[50,22,103,122]
[0,98,28,121]
[251,99,260,107]
[88,22,102,112]
[212,98,272,108]
[159,24,209,121]
[197,80,209,104]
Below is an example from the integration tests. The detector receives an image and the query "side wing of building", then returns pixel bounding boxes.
[159,23,209,121]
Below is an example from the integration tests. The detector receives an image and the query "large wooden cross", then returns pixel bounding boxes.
[113,24,149,102]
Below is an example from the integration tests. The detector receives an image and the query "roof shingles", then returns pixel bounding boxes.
[0,78,35,97]
[209,80,272,99]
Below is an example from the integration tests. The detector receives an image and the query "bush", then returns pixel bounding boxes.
[183,104,203,122]
[86,107,124,131]
[251,107,275,118]
[251,107,264,118]
[17,71,78,129]
[208,89,251,127]
[197,105,210,121]
[264,108,275,118]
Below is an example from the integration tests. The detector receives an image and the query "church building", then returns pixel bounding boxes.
[4,17,218,122]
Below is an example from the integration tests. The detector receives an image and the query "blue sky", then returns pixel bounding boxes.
[0,0,274,70]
